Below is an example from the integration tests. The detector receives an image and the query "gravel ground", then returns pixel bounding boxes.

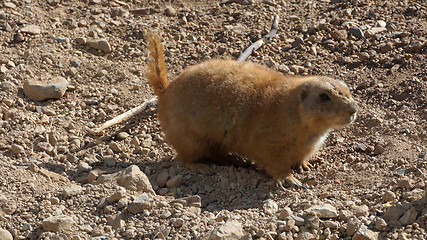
[0,0,426,239]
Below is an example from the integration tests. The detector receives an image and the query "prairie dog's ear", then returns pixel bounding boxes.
[300,84,309,102]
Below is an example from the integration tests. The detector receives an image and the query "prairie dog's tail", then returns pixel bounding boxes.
[146,32,168,96]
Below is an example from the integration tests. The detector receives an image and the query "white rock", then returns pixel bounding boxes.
[116,132,129,140]
[352,205,369,217]
[117,165,154,193]
[42,215,75,232]
[88,39,112,53]
[208,220,245,240]
[77,162,92,172]
[62,184,83,197]
[403,188,425,201]
[23,77,68,101]
[0,229,13,240]
[127,193,155,214]
[21,25,41,35]
[263,199,279,215]
[296,231,316,240]
[305,204,338,219]
[3,2,16,9]
[323,220,339,230]
[352,225,378,240]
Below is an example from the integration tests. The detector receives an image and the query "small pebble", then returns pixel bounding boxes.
[382,190,396,202]
[164,6,177,17]
[349,27,365,39]
[166,175,184,188]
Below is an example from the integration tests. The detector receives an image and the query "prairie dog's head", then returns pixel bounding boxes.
[298,77,358,129]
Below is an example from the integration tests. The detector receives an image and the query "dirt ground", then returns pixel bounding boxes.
[0,0,426,239]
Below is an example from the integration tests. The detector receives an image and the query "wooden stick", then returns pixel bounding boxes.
[89,97,158,135]
[237,15,279,62]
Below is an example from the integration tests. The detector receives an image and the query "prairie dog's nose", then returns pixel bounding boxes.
[349,101,358,114]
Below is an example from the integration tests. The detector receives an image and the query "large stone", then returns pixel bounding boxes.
[305,204,338,219]
[107,213,125,229]
[36,142,54,154]
[279,207,293,220]
[88,39,112,53]
[208,220,245,240]
[166,174,184,188]
[352,225,378,240]
[42,215,75,232]
[403,189,425,202]
[374,217,387,231]
[21,25,41,35]
[117,165,154,193]
[347,219,361,236]
[164,6,177,17]
[330,29,347,41]
[23,77,68,101]
[62,184,83,197]
[0,229,13,240]
[349,27,365,39]
[296,231,316,240]
[399,207,418,225]
[107,188,126,203]
[127,193,155,214]
[365,27,387,38]
[382,190,396,202]
[263,199,279,215]
[284,218,295,231]
[352,205,369,217]
[156,171,169,187]
[11,144,25,154]
[384,206,403,221]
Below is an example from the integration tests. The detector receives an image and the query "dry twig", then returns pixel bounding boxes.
[89,97,157,135]
[237,15,279,62]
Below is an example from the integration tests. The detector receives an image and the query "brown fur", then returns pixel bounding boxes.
[146,33,168,96]
[146,33,358,185]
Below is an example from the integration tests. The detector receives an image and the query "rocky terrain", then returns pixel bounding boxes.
[0,0,426,239]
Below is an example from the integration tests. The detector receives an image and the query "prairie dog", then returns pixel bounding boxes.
[146,33,358,188]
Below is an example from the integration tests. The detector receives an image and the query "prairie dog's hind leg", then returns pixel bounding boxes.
[171,134,212,174]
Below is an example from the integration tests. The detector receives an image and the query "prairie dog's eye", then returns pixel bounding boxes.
[320,93,331,102]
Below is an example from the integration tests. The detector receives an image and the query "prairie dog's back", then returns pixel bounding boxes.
[157,59,300,146]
